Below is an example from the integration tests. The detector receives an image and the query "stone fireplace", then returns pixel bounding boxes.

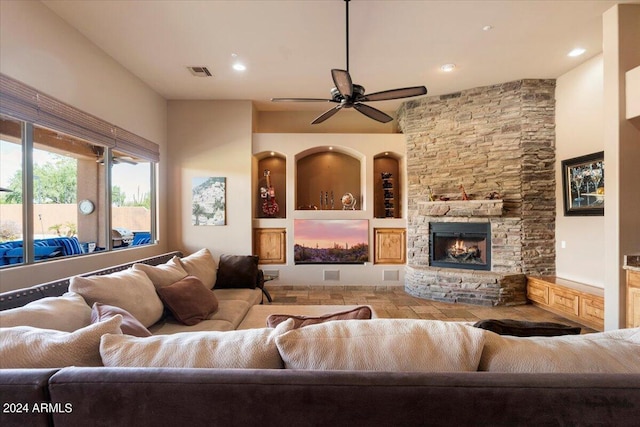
[430,222,491,271]
[397,79,556,306]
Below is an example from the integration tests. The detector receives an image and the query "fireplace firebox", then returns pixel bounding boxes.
[430,222,491,271]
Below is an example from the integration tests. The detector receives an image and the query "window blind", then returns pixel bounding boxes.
[0,73,159,162]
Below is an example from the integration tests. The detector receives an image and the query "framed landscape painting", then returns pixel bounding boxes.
[561,151,604,216]
[294,219,369,264]
[192,177,226,225]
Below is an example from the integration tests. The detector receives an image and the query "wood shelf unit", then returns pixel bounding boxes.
[526,276,604,331]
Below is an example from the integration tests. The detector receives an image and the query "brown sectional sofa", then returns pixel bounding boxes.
[1,252,640,426]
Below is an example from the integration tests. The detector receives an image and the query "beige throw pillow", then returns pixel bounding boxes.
[100,319,294,369]
[69,269,164,328]
[0,315,123,368]
[479,327,640,373]
[178,248,217,289]
[0,292,91,332]
[132,257,188,289]
[275,319,486,372]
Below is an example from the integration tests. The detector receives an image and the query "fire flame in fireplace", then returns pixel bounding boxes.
[451,239,467,255]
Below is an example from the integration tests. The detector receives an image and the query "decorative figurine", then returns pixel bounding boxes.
[427,186,436,202]
[341,192,357,210]
[459,184,469,201]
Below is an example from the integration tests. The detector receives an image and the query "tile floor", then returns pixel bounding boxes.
[265,284,596,333]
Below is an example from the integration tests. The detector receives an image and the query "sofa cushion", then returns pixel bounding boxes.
[149,319,236,335]
[479,327,640,373]
[157,276,219,326]
[473,319,581,337]
[0,315,123,368]
[275,319,486,372]
[267,306,372,328]
[91,303,151,337]
[100,319,294,369]
[132,257,188,289]
[214,254,259,289]
[69,269,164,328]
[0,292,91,332]
[178,248,217,289]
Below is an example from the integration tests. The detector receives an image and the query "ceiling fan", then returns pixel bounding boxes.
[271,0,427,124]
[94,147,138,165]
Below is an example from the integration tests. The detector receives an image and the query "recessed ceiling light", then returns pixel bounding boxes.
[482,25,493,31]
[270,151,275,156]
[329,146,334,150]
[441,64,456,72]
[232,63,246,71]
[568,48,586,57]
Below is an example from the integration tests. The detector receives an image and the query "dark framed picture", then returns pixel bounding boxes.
[562,151,604,216]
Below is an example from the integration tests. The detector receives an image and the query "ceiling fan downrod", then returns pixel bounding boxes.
[345,0,350,73]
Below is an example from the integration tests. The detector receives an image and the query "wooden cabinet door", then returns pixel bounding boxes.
[526,278,549,305]
[254,228,286,264]
[628,271,640,328]
[374,228,406,264]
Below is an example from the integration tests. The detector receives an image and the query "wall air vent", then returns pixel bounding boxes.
[188,66,212,77]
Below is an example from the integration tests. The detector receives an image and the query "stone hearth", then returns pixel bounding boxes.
[397,79,556,306]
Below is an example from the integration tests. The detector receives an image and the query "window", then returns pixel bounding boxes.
[111,150,153,248]
[0,116,24,266]
[0,74,159,268]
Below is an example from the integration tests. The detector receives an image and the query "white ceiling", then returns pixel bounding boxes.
[42,0,634,113]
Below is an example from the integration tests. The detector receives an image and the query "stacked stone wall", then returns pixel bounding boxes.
[397,79,556,305]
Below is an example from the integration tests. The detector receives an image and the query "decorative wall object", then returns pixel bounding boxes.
[562,151,604,216]
[294,219,369,264]
[192,177,226,226]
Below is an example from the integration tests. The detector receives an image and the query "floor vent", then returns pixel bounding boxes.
[323,270,340,281]
[383,270,399,281]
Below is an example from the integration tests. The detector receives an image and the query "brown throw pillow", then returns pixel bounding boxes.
[91,302,152,338]
[157,276,219,326]
[473,319,581,337]
[267,306,372,329]
[214,254,259,289]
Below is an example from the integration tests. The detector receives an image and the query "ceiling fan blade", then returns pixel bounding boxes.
[312,105,343,124]
[271,97,335,103]
[331,69,353,99]
[353,103,393,123]
[362,86,428,102]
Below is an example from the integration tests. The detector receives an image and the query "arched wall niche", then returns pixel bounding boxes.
[295,146,363,210]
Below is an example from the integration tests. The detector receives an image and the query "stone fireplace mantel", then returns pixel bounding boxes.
[418,200,504,217]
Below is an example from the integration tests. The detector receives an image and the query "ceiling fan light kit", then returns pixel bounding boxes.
[271,0,427,124]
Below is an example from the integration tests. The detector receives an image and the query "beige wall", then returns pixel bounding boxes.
[603,4,640,329]
[167,101,254,258]
[0,1,168,291]
[555,54,606,286]
[257,110,398,134]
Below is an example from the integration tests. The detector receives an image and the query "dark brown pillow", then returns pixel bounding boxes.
[214,254,259,289]
[473,319,581,337]
[267,306,372,329]
[157,276,219,326]
[91,302,152,337]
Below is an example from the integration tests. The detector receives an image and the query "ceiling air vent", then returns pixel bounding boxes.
[188,66,212,77]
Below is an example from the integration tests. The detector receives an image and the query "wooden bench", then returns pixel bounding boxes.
[526,276,604,331]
